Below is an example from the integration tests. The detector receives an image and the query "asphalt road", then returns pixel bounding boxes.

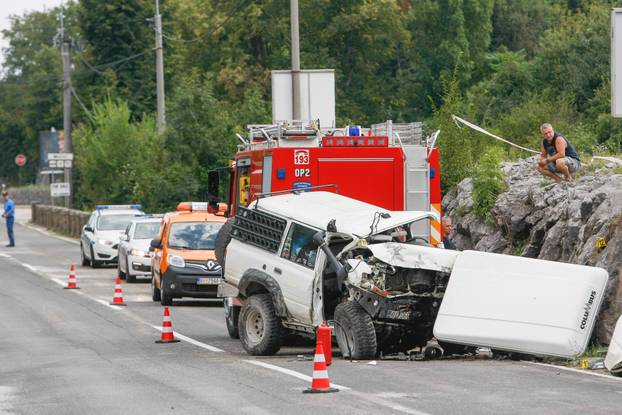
[1,213,622,414]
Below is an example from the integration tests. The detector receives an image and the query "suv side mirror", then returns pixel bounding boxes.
[84,225,94,233]
[150,238,162,251]
[120,234,129,242]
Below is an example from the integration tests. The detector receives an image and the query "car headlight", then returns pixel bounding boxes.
[130,249,148,257]
[97,238,114,246]
[167,254,185,268]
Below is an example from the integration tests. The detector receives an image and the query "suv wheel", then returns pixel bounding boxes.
[224,299,240,339]
[125,259,136,283]
[239,294,283,355]
[80,244,89,266]
[334,301,377,360]
[214,218,234,269]
[151,274,161,302]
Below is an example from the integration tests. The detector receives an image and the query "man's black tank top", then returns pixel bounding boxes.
[542,132,580,161]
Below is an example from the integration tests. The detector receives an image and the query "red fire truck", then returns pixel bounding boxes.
[208,120,443,246]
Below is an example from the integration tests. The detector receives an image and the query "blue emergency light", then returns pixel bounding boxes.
[346,125,362,136]
[96,204,143,210]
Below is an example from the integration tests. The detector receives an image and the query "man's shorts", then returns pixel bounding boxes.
[548,157,581,173]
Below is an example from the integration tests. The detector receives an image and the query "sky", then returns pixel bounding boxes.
[0,0,64,68]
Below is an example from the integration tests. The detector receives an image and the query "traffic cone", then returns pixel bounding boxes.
[316,321,332,366]
[155,307,180,344]
[64,263,79,289]
[109,276,126,306]
[303,343,339,394]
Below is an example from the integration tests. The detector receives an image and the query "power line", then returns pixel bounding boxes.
[70,86,94,120]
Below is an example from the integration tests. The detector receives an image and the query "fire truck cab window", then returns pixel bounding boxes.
[281,223,318,269]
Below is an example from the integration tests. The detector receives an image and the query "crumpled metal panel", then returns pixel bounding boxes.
[367,242,458,273]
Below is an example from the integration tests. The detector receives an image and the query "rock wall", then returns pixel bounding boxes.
[442,156,622,344]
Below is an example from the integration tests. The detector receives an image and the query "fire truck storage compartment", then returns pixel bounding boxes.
[403,144,431,239]
[231,206,287,253]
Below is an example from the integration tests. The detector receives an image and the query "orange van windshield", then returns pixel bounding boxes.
[167,221,224,250]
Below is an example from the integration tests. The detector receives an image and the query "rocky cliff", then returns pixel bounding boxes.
[442,156,622,344]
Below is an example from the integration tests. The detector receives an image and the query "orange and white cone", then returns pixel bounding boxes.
[303,343,338,394]
[64,264,79,289]
[156,307,180,344]
[109,276,126,306]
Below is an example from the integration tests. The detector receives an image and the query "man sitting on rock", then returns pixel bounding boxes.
[536,123,581,182]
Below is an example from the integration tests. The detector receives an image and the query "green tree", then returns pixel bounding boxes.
[73,99,162,209]
[0,4,79,182]
[76,0,155,118]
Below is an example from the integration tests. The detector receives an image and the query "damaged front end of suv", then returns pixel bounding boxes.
[314,221,459,360]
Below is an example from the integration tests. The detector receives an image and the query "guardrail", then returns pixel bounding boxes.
[31,203,89,238]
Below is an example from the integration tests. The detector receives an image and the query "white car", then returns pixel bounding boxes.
[117,215,162,282]
[218,191,608,360]
[80,205,144,268]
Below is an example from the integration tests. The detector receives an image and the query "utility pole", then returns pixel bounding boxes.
[59,8,73,208]
[290,0,301,121]
[155,0,166,134]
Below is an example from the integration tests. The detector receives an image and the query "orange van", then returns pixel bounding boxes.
[150,202,227,305]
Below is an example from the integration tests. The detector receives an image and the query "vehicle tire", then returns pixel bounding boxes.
[89,246,101,269]
[215,218,234,269]
[117,258,126,280]
[151,274,161,302]
[224,298,240,339]
[125,259,136,283]
[239,294,284,355]
[334,301,377,360]
[160,282,173,306]
[80,244,89,266]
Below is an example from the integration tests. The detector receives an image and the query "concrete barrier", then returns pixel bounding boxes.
[31,203,89,238]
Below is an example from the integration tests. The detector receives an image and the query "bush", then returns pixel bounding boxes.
[472,147,506,221]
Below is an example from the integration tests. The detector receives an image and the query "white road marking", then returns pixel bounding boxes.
[244,359,350,390]
[0,253,10,258]
[22,263,37,273]
[0,386,16,415]
[150,325,224,352]
[525,361,622,382]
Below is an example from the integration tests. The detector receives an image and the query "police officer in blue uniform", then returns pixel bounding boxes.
[2,191,15,247]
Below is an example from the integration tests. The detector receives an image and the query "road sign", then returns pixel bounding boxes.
[40,170,64,175]
[15,154,26,167]
[47,153,73,161]
[48,153,73,168]
[50,182,71,197]
[49,159,72,168]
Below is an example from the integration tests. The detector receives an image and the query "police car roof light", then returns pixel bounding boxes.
[96,204,143,210]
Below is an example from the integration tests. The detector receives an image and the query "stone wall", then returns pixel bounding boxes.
[31,204,89,238]
[443,156,622,344]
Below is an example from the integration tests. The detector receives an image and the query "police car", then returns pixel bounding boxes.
[80,205,144,268]
[117,215,162,282]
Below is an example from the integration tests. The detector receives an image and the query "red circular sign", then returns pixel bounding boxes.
[15,154,26,167]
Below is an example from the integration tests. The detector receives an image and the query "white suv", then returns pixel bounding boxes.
[217,191,608,361]
[218,191,443,358]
